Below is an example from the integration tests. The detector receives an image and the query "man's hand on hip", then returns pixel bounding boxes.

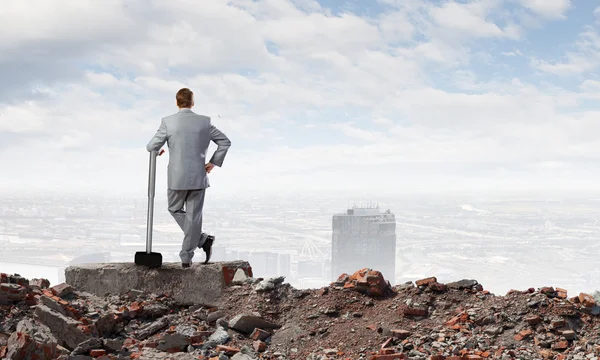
[205,163,215,173]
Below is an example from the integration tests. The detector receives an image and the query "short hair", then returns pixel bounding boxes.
[176,88,193,108]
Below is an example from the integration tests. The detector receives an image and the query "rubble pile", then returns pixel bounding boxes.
[2,269,600,360]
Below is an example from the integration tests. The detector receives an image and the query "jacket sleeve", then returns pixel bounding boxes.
[146,119,167,152]
[208,125,231,167]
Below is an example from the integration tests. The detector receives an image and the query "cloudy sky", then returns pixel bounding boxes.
[2,0,600,196]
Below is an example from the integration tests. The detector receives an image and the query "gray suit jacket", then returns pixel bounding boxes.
[146,108,231,190]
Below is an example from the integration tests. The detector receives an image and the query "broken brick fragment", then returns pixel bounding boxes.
[215,345,240,356]
[402,306,428,317]
[390,329,411,339]
[253,340,267,352]
[525,315,542,326]
[415,277,437,287]
[335,268,391,297]
[90,349,107,357]
[514,329,533,341]
[578,293,596,308]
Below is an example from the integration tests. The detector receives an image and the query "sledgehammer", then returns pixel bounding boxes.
[135,149,165,268]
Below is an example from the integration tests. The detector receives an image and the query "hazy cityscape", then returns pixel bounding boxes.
[1,190,599,297]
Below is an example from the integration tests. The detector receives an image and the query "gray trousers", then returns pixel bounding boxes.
[167,188,209,263]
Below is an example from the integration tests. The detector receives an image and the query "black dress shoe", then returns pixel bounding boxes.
[202,235,214,264]
[182,262,191,268]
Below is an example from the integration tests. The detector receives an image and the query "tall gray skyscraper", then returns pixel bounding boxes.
[331,205,396,284]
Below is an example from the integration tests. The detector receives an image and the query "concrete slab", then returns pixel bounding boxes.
[64,261,253,306]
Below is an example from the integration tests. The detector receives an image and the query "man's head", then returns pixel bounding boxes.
[176,88,194,108]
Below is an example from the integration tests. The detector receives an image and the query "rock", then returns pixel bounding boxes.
[103,338,123,352]
[71,338,103,356]
[231,353,257,360]
[232,269,249,284]
[6,319,60,360]
[34,305,90,349]
[65,261,253,306]
[135,315,173,340]
[51,283,74,298]
[254,277,285,292]
[446,279,478,290]
[30,279,51,289]
[0,284,27,304]
[207,311,225,323]
[156,333,190,352]
[228,314,280,334]
[204,326,230,347]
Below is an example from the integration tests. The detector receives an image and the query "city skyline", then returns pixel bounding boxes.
[2,191,600,298]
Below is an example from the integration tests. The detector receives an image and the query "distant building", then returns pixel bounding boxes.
[331,205,396,284]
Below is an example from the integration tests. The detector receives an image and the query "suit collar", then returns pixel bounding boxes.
[178,108,193,112]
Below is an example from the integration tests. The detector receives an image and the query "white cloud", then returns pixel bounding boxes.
[516,0,572,19]
[1,0,600,195]
[532,27,600,75]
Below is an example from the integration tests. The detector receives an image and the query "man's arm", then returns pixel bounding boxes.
[146,119,167,152]
[208,124,231,167]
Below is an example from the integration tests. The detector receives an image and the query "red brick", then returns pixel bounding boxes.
[250,328,270,341]
[552,340,569,350]
[381,338,393,349]
[525,315,542,325]
[579,293,596,308]
[215,345,240,356]
[369,353,405,359]
[429,282,447,292]
[222,266,253,286]
[540,287,554,294]
[252,340,266,352]
[380,348,396,355]
[445,312,468,326]
[551,319,565,328]
[90,349,106,357]
[128,302,143,315]
[402,306,428,317]
[514,329,533,341]
[122,338,137,349]
[415,277,437,287]
[390,329,411,339]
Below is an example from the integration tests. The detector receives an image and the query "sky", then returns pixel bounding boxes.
[2,0,600,197]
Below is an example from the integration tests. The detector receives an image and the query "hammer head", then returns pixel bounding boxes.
[134,251,162,268]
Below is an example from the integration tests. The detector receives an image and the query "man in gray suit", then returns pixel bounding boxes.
[146,88,231,267]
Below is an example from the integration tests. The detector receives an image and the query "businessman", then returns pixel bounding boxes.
[146,88,231,267]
